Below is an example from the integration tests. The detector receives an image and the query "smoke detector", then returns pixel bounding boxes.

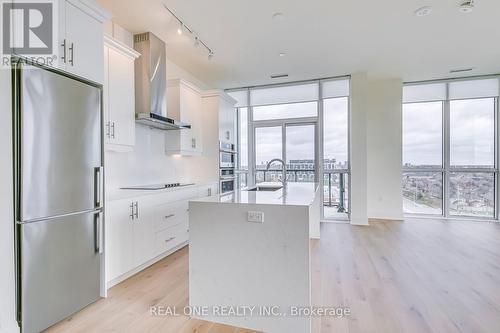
[459,0,475,13]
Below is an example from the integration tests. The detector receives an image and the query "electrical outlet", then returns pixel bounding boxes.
[247,211,264,223]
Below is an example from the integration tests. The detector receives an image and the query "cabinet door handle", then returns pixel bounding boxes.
[106,121,110,138]
[130,202,135,220]
[164,214,175,219]
[111,122,115,139]
[61,39,67,63]
[164,237,176,243]
[191,138,196,148]
[69,42,74,66]
[134,201,139,219]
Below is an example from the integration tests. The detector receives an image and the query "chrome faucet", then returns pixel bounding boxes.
[266,158,287,185]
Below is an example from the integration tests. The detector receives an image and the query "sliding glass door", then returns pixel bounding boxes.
[255,126,283,183]
[286,124,316,183]
[254,122,316,184]
[228,77,351,221]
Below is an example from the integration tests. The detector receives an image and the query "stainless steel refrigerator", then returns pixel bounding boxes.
[12,59,104,333]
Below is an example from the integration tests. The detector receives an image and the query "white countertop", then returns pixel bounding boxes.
[191,182,319,207]
[105,181,219,201]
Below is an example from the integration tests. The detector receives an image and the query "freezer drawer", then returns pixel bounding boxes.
[20,212,102,333]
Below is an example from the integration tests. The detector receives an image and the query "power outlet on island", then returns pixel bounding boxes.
[247,211,264,223]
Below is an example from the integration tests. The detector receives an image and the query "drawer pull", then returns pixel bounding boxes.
[164,214,175,219]
[164,237,176,243]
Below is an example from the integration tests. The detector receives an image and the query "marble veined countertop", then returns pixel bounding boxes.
[191,182,319,206]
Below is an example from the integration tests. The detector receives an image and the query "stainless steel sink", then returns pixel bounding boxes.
[246,187,281,192]
[245,183,283,192]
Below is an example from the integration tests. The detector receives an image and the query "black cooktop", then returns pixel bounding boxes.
[120,183,193,190]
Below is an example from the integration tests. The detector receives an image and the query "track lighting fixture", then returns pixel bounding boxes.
[164,5,214,60]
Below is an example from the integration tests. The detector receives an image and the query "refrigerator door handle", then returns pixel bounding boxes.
[95,211,103,254]
[94,167,103,208]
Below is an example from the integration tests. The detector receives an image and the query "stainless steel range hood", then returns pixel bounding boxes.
[134,32,191,130]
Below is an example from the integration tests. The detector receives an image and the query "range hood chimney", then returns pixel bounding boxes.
[133,32,190,130]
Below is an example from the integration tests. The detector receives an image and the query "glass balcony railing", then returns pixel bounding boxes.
[253,169,349,218]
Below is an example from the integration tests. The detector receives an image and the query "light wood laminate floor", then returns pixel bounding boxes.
[45,219,500,333]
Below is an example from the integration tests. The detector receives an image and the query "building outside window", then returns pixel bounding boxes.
[228,77,350,220]
[402,78,499,219]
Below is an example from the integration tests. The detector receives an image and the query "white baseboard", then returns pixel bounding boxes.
[106,241,188,290]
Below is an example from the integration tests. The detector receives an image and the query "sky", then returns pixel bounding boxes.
[403,98,495,167]
[240,98,349,169]
[241,96,495,171]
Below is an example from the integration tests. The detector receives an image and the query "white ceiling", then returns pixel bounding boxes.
[97,0,500,89]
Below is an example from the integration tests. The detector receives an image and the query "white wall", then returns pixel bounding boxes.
[366,79,404,220]
[349,73,369,225]
[349,75,404,224]
[0,69,19,333]
[104,23,218,195]
[106,126,199,191]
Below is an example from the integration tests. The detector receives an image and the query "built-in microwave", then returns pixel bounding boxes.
[219,141,236,153]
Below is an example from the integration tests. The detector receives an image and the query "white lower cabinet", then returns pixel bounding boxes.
[105,198,134,282]
[155,200,189,233]
[105,184,217,286]
[132,198,156,266]
[155,223,188,257]
[198,183,218,198]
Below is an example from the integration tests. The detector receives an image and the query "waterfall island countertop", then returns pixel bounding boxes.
[191,182,320,207]
[188,181,321,333]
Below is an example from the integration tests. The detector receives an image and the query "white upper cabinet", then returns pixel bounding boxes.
[219,95,237,143]
[165,79,204,156]
[58,0,111,83]
[103,35,140,151]
[203,91,237,144]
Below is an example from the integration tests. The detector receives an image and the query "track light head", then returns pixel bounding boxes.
[208,51,214,60]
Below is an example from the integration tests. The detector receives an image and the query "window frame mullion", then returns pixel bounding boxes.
[443,86,450,218]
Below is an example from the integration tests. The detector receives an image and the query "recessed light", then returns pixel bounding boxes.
[272,12,284,21]
[459,0,474,13]
[414,6,432,17]
[279,52,286,57]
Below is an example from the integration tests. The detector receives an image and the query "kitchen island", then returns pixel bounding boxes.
[188,182,321,333]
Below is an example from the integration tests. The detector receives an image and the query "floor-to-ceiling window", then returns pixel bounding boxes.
[321,80,350,219]
[228,77,351,220]
[402,78,499,219]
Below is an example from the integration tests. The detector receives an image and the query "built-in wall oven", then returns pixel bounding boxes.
[219,142,237,194]
[220,177,235,194]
